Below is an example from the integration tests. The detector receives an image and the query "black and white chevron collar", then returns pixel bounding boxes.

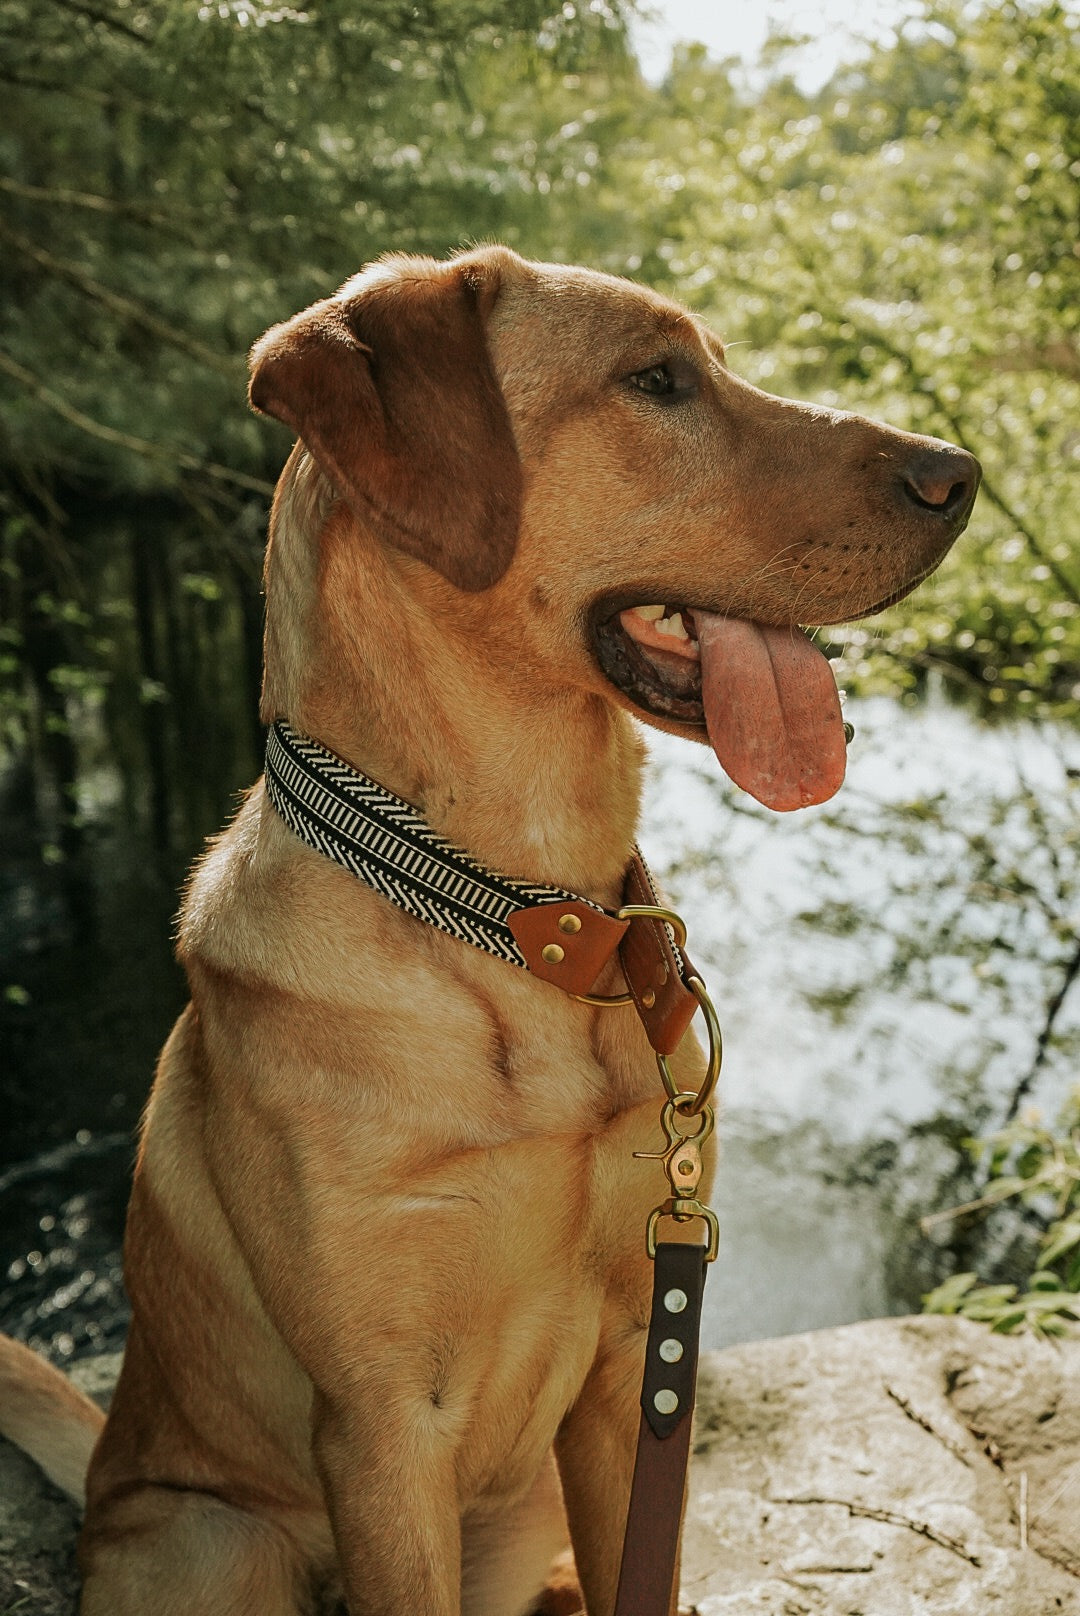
[264,720,608,969]
[263,720,702,1059]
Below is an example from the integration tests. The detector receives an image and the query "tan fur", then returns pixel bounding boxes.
[0,1334,103,1503]
[1,248,977,1616]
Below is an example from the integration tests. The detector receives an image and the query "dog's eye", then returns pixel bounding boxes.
[626,359,698,405]
[630,364,678,396]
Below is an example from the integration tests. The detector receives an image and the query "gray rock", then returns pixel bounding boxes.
[683,1315,1080,1615]
[1,1323,1078,1614]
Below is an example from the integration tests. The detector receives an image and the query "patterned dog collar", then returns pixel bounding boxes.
[265,719,611,966]
[264,719,701,1056]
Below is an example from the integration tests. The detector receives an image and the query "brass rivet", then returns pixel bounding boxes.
[653,1389,679,1415]
[677,1158,694,1176]
[659,1338,684,1364]
[558,913,582,934]
[642,989,656,1009]
[541,943,565,965]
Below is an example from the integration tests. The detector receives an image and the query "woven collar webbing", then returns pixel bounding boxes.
[264,720,610,968]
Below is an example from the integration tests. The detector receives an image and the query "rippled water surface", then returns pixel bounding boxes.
[641,696,1080,1345]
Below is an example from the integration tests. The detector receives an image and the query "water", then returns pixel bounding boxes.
[2,695,1077,1359]
[640,694,1080,1346]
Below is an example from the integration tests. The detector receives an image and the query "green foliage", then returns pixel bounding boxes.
[617,0,1080,711]
[0,0,635,491]
[0,0,1077,945]
[3,0,1078,802]
[0,0,1077,1342]
[0,0,641,849]
[923,1088,1080,1334]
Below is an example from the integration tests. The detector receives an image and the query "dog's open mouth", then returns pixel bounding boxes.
[592,602,849,813]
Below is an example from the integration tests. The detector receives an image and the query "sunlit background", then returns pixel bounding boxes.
[633,0,921,87]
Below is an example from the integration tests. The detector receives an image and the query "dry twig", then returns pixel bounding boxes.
[770,1494,982,1567]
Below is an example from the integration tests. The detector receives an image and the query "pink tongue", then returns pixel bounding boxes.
[694,614,847,812]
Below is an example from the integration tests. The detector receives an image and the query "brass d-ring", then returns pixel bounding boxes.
[573,902,688,1006]
[655,976,722,1115]
[573,988,635,1007]
[616,903,688,949]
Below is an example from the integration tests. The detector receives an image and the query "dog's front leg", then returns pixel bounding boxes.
[554,1318,669,1616]
[312,1387,463,1616]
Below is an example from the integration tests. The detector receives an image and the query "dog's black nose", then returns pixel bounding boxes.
[901,445,981,517]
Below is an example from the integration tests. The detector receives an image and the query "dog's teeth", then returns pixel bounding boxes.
[655,612,689,640]
[634,604,665,621]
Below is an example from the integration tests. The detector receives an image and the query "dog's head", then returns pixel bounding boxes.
[250,247,979,812]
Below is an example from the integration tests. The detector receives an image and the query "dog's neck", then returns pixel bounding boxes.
[260,453,645,908]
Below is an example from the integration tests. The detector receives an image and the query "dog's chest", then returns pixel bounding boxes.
[374,1097,667,1503]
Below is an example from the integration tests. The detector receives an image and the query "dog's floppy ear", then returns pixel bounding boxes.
[248,255,521,591]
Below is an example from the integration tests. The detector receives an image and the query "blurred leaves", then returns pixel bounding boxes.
[0,0,642,843]
[0,0,1077,1340]
[923,1087,1080,1334]
[3,0,1078,774]
[613,1,1080,709]
[0,0,637,493]
[799,769,1080,1074]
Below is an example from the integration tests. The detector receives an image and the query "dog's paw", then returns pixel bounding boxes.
[529,1548,584,1615]
[527,1549,699,1616]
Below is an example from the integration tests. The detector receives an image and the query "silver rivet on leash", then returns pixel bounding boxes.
[653,1389,679,1414]
[658,1338,684,1363]
[843,721,855,744]
[663,1288,688,1314]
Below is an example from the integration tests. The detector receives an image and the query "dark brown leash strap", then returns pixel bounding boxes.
[613,1242,709,1616]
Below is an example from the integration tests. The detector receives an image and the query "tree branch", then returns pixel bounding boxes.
[0,350,275,498]
[0,68,108,100]
[987,341,1080,383]
[0,221,237,377]
[0,177,192,236]
[1004,933,1080,1120]
[51,0,154,45]
[860,329,1080,608]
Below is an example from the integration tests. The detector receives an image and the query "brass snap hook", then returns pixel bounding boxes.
[637,1095,720,1261]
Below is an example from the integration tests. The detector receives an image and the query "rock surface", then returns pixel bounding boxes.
[683,1315,1080,1615]
[1,1319,1078,1615]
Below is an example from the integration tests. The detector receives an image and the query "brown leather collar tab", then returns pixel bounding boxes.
[513,854,702,1055]
[618,854,701,1056]
[508,901,628,995]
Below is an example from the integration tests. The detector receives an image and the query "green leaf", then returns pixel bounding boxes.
[922,1272,979,1313]
[1041,1221,1080,1270]
[989,1309,1027,1334]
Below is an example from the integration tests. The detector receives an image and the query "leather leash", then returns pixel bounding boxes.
[614,1241,709,1616]
[263,719,721,1615]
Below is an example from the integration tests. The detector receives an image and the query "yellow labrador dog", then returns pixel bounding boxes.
[0,247,978,1615]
